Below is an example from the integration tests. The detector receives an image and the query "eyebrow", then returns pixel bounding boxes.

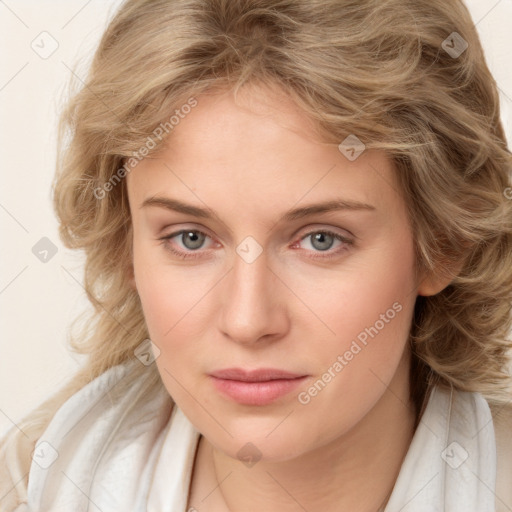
[141,196,376,222]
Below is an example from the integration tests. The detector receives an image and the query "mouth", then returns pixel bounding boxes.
[208,368,308,406]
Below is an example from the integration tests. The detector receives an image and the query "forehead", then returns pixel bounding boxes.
[127,84,403,220]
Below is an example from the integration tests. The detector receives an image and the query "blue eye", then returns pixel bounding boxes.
[295,230,353,259]
[160,229,212,259]
[159,228,353,260]
[175,230,207,250]
[304,231,338,251]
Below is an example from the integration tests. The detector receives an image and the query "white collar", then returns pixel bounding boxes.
[23,361,496,511]
[384,384,496,511]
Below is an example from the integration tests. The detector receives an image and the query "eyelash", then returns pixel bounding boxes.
[158,228,353,261]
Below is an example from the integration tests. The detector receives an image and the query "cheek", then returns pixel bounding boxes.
[298,282,413,411]
[291,234,416,356]
[136,273,214,352]
[133,240,209,336]
[294,240,417,423]
[133,253,213,400]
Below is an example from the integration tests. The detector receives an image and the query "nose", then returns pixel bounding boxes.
[217,247,290,346]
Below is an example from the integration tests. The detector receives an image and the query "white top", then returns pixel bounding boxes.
[18,358,496,511]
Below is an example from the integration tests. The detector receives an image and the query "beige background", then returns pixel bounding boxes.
[1,0,511,437]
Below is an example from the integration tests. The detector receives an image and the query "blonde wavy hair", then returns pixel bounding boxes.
[2,0,512,504]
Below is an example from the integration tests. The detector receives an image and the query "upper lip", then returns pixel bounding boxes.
[209,368,306,382]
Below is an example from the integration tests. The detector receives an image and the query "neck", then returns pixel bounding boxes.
[192,353,418,512]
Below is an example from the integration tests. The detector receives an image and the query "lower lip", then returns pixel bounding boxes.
[210,376,308,405]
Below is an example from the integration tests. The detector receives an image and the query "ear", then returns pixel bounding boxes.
[417,272,453,297]
[125,260,137,291]
[416,258,465,297]
[128,272,137,291]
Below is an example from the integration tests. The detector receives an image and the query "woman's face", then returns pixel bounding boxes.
[127,84,428,463]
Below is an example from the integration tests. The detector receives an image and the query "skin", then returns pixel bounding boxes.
[126,83,450,512]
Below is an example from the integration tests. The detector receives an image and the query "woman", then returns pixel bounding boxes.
[1,0,511,510]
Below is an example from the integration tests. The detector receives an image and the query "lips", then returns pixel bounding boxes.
[210,368,305,382]
[209,368,308,405]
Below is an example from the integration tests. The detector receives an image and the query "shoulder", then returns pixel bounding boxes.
[491,400,512,512]
[0,360,165,512]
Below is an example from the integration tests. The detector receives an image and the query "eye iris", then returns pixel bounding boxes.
[176,231,338,252]
[311,232,334,251]
[182,231,205,250]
